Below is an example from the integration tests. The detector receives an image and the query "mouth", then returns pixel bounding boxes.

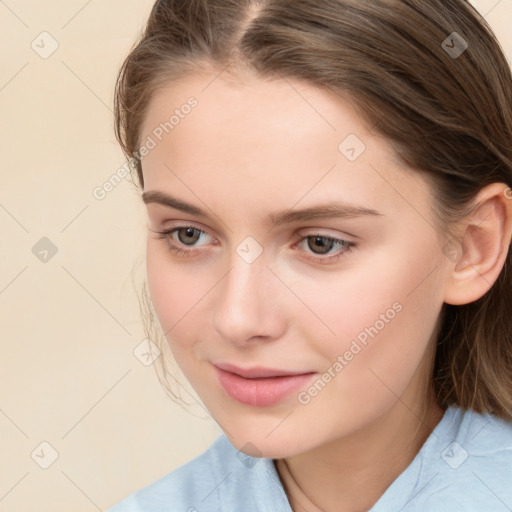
[214,362,313,378]
[213,363,317,407]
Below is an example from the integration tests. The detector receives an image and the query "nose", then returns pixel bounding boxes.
[211,254,286,346]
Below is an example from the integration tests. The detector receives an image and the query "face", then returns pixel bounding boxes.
[140,69,450,458]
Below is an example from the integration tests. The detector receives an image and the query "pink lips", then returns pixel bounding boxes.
[213,363,316,407]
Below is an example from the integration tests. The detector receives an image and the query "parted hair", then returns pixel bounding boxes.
[114,0,512,420]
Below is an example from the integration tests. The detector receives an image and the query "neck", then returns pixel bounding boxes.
[275,393,445,512]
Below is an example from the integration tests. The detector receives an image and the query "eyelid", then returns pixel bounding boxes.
[154,218,214,232]
[292,231,354,260]
[151,220,218,241]
[296,227,355,242]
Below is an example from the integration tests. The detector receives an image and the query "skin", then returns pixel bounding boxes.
[139,68,512,512]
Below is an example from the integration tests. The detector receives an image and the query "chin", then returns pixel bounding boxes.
[216,416,311,459]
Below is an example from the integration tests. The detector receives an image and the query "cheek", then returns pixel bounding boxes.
[146,242,200,341]
[146,240,220,369]
[293,237,443,393]
[292,246,435,334]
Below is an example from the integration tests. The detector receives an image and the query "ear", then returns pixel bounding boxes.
[443,183,512,306]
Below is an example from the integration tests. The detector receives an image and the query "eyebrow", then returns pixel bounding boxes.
[142,190,383,227]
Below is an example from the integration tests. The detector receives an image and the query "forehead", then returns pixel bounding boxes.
[142,71,372,159]
[139,71,431,224]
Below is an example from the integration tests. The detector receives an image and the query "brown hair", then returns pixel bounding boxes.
[114,0,512,420]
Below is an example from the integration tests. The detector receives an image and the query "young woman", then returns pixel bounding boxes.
[107,1,512,510]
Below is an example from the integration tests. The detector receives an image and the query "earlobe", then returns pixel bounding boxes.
[443,183,512,306]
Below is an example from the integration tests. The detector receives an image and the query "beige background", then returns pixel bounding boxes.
[1,1,511,510]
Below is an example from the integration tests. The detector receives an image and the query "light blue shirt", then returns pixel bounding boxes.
[107,406,512,511]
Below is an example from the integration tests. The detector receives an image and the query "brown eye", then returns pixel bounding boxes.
[295,233,355,265]
[306,236,337,255]
[176,227,202,245]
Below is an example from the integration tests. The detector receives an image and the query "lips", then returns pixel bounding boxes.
[214,362,311,378]
[213,362,316,407]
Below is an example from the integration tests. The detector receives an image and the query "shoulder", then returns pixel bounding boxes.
[106,435,231,511]
[437,406,512,466]
[415,406,512,510]
[106,434,287,512]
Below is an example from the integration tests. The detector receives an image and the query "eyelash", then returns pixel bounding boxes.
[153,226,355,265]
